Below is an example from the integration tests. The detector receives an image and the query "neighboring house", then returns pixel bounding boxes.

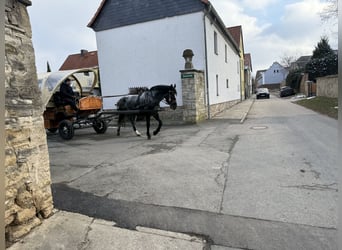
[88,0,241,115]
[227,25,245,100]
[244,53,252,98]
[289,55,311,71]
[59,50,98,70]
[256,62,289,89]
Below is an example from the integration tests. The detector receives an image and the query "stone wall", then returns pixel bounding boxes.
[5,0,54,245]
[316,75,338,98]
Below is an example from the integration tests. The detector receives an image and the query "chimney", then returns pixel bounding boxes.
[80,49,88,56]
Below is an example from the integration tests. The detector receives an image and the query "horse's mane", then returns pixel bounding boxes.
[150,85,177,94]
[150,85,167,90]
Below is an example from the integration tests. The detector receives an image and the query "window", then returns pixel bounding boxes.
[216,75,219,96]
[214,31,218,55]
[226,79,229,88]
[225,44,227,62]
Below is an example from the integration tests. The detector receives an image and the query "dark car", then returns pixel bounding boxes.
[280,86,295,97]
[256,88,270,99]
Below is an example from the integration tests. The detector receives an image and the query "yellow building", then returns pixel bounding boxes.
[227,25,248,100]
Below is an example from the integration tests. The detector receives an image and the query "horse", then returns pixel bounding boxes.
[116,84,177,139]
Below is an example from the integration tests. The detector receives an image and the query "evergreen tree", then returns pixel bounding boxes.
[305,37,337,81]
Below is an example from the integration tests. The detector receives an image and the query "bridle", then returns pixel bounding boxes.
[161,88,177,110]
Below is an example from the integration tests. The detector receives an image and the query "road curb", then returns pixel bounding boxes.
[240,98,255,124]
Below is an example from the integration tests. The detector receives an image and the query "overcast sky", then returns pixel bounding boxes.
[28,0,337,74]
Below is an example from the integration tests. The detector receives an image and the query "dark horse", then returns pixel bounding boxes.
[116,84,177,139]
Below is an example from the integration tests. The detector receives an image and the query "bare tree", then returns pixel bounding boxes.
[280,53,297,68]
[320,0,337,23]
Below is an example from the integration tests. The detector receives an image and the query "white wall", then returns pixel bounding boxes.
[205,17,241,105]
[96,12,206,109]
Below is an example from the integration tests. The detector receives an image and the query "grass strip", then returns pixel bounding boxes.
[295,96,338,119]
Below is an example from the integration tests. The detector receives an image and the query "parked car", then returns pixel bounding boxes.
[280,86,295,97]
[256,88,270,99]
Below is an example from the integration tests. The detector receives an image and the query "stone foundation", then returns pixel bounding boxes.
[209,99,240,118]
[5,0,54,245]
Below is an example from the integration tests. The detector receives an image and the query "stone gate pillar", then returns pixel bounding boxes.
[180,49,207,123]
[5,0,54,245]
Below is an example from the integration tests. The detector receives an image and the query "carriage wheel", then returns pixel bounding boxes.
[58,120,74,140]
[93,120,108,134]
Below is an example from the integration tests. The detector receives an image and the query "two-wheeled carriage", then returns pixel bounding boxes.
[39,68,112,140]
[39,69,177,140]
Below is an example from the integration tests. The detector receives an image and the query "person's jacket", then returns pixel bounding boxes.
[60,82,75,102]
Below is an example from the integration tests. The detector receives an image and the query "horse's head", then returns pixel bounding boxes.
[165,84,177,110]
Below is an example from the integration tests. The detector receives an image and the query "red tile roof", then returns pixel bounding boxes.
[244,53,252,71]
[59,50,98,70]
[227,25,242,47]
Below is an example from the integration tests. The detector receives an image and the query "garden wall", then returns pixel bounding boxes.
[316,75,338,98]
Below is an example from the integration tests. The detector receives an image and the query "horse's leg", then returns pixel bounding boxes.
[117,114,124,136]
[146,114,151,139]
[130,115,141,136]
[152,112,162,136]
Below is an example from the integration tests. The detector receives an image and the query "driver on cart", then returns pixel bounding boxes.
[60,78,79,113]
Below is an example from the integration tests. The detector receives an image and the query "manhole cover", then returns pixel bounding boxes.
[250,126,268,130]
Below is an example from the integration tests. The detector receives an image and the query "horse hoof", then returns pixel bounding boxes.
[135,130,141,136]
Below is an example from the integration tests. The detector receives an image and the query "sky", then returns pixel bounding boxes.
[27,0,337,75]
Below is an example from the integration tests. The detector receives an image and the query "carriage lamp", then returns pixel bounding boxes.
[182,49,194,69]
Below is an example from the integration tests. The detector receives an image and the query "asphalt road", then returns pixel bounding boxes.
[48,95,338,250]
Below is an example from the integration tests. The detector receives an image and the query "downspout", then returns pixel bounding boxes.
[203,6,211,119]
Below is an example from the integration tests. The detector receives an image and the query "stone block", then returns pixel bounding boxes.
[7,128,31,144]
[14,207,37,224]
[8,217,41,241]
[5,148,17,166]
[6,185,18,201]
[16,190,34,208]
[5,202,19,216]
[5,215,15,226]
[40,204,54,219]
[5,168,26,188]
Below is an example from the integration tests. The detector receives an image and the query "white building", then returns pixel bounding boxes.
[88,0,241,114]
[256,62,289,89]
